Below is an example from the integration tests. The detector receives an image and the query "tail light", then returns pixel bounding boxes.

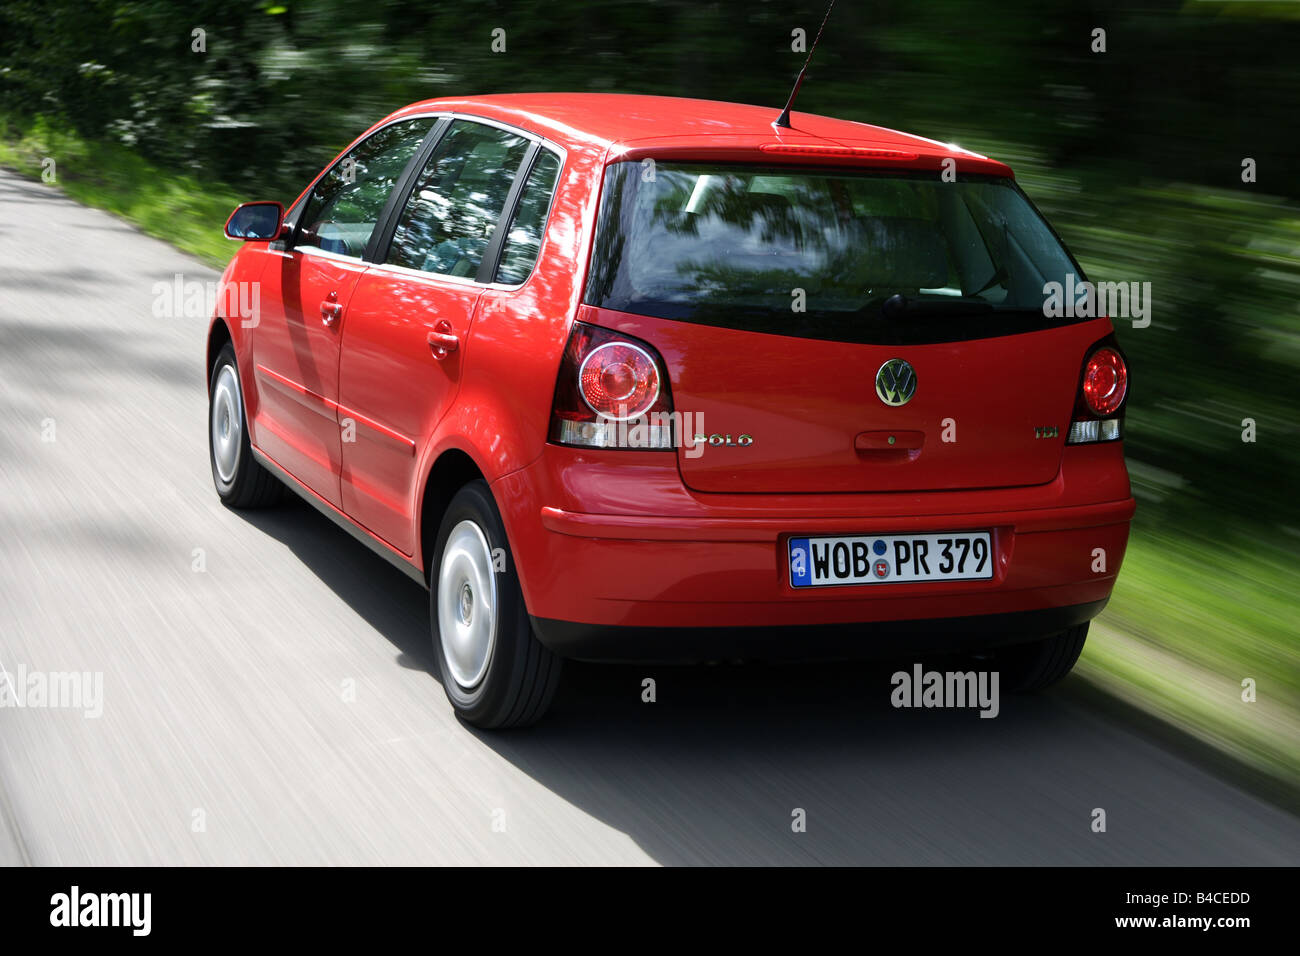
[1067,340,1128,444]
[549,322,675,449]
[1082,347,1127,416]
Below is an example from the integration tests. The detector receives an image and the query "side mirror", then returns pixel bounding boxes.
[225,201,287,241]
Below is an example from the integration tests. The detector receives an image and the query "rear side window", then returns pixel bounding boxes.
[584,162,1084,345]
[297,117,434,258]
[387,120,530,277]
[494,150,562,284]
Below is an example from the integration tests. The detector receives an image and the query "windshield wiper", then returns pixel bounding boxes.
[879,293,994,319]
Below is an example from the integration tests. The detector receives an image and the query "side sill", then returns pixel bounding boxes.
[251,446,428,589]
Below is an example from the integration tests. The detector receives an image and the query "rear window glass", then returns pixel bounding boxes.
[583,162,1086,344]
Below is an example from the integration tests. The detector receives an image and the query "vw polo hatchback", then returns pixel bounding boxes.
[208,94,1134,727]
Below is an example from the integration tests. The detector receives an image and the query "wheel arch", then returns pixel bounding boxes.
[206,317,233,378]
[418,447,488,583]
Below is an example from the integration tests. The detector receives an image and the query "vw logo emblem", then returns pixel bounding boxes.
[875,359,916,407]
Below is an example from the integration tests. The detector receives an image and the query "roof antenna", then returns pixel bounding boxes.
[773,0,837,129]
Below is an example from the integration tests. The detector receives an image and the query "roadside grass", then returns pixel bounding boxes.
[4,114,1297,800]
[963,130,1300,797]
[1081,516,1300,794]
[0,115,239,269]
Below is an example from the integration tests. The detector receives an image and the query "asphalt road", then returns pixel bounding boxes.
[1,167,1297,865]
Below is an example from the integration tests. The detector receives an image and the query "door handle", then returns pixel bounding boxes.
[320,292,343,326]
[427,320,459,359]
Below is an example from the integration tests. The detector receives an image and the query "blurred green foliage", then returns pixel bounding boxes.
[2,1,1297,784]
[2,0,1296,522]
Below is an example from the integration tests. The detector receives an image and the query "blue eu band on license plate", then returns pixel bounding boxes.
[788,532,994,587]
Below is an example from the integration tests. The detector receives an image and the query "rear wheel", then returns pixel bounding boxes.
[208,344,281,508]
[430,481,561,728]
[997,623,1089,692]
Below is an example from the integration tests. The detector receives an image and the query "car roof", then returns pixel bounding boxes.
[387,93,1012,176]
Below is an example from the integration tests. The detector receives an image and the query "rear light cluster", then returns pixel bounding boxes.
[549,322,675,450]
[1067,343,1128,444]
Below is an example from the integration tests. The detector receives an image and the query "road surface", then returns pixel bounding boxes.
[1,167,1297,865]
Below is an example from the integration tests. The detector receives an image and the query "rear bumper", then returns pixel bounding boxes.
[492,443,1135,657]
[532,600,1107,663]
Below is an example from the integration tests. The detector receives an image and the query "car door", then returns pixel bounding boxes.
[251,116,436,506]
[338,119,539,554]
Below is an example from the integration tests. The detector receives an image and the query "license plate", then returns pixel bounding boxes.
[788,531,993,587]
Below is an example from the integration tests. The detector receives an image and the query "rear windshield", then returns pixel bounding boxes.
[584,162,1087,345]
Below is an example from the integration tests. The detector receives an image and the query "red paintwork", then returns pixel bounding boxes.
[250,251,367,507]
[208,93,1133,641]
[586,304,1113,495]
[338,271,483,554]
[498,443,1133,626]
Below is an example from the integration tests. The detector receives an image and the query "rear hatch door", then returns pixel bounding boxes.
[582,159,1100,494]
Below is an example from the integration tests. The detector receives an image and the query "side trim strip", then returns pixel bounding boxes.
[255,363,339,418]
[336,403,417,455]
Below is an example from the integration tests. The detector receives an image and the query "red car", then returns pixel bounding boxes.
[208,94,1134,727]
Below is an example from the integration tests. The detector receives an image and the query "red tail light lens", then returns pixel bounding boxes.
[1082,347,1128,416]
[1067,340,1128,445]
[579,342,661,420]
[550,322,675,449]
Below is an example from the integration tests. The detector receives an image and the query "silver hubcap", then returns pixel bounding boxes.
[438,520,498,690]
[211,364,242,484]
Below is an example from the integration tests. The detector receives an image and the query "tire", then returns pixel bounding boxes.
[430,480,561,728]
[208,343,282,508]
[997,623,1089,692]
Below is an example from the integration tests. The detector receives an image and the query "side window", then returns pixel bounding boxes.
[387,120,530,277]
[297,117,434,258]
[494,150,562,284]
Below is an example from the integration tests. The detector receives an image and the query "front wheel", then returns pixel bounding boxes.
[430,481,561,728]
[996,623,1089,692]
[208,344,281,508]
